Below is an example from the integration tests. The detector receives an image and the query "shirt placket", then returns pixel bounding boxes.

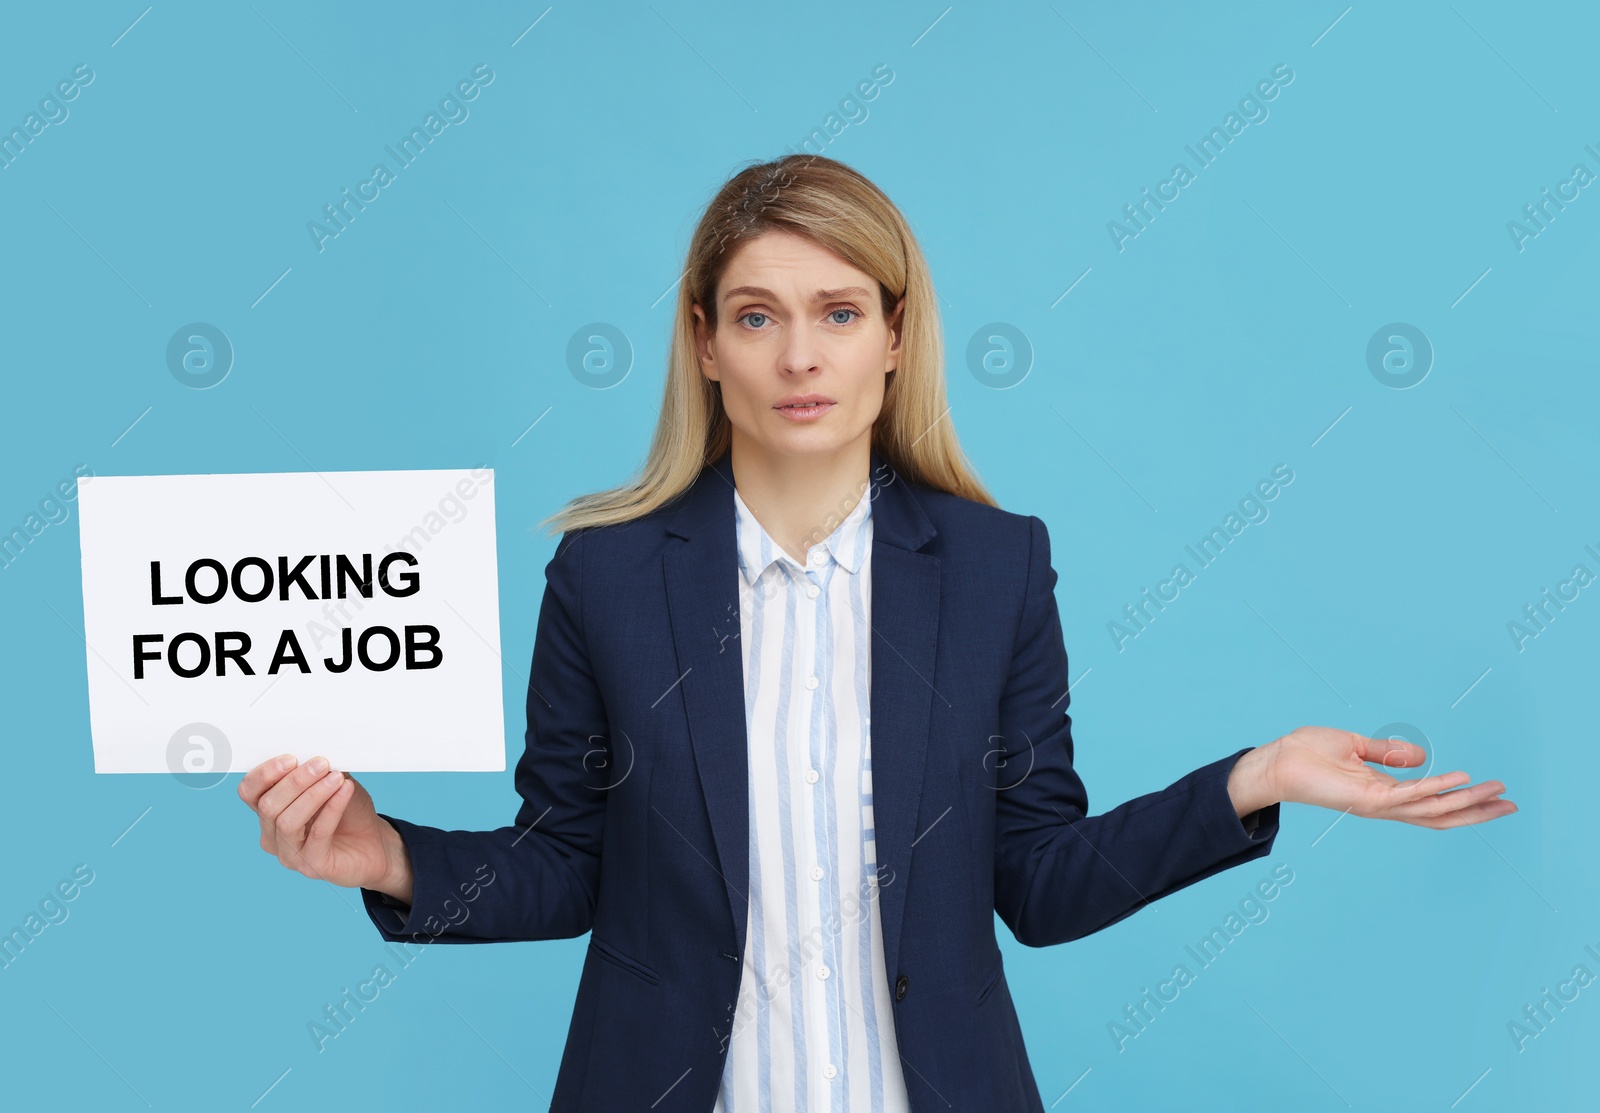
[790,545,845,1103]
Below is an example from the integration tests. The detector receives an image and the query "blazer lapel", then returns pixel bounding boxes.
[662,452,750,949]
[661,447,941,978]
[861,454,940,986]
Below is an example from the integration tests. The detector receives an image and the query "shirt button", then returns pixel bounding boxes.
[806,584,819,598]
[810,866,824,881]
[805,676,819,690]
[805,769,819,784]
[824,1063,838,1080]
[810,551,826,566]
[817,965,830,980]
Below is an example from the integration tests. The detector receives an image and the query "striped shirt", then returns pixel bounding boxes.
[713,483,912,1112]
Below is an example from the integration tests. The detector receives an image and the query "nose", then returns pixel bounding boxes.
[777,329,822,376]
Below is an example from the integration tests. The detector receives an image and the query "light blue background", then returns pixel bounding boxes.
[2,2,1595,1109]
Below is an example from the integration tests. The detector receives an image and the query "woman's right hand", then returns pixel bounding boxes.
[238,754,414,904]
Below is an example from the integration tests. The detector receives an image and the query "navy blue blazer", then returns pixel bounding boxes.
[362,446,1281,1111]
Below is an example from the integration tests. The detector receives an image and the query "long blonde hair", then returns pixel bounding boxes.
[539,153,994,536]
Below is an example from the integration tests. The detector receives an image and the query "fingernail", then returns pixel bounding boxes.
[323,769,343,785]
[307,756,329,776]
[276,754,296,771]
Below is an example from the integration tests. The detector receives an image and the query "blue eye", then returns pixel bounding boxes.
[829,308,861,325]
[738,312,769,329]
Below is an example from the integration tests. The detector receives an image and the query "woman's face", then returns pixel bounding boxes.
[693,228,903,465]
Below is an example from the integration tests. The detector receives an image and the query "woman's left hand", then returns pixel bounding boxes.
[1230,726,1517,828]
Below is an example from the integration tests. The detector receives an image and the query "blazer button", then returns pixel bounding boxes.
[895,975,909,1002]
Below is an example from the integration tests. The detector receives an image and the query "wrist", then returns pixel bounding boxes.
[1228,742,1281,819]
[374,819,415,904]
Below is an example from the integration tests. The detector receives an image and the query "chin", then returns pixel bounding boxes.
[768,429,867,460]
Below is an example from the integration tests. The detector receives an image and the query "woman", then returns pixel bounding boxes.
[239,155,1515,1112]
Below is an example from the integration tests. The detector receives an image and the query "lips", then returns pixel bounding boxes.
[774,393,835,409]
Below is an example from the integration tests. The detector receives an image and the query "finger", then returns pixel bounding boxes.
[1386,780,1506,822]
[247,756,300,856]
[1386,769,1473,801]
[274,767,348,863]
[238,754,298,810]
[302,775,355,867]
[258,755,332,825]
[1411,796,1518,830]
[1355,734,1427,771]
[257,756,324,853]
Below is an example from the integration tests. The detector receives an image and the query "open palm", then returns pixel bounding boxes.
[1263,726,1516,829]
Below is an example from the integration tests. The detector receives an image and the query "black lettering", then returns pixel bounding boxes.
[269,629,311,674]
[168,632,210,678]
[186,559,227,604]
[230,557,274,603]
[278,555,318,601]
[323,627,352,673]
[336,553,372,599]
[358,626,400,671]
[405,624,442,669]
[378,551,419,597]
[150,562,182,605]
[133,634,163,679]
[215,631,254,675]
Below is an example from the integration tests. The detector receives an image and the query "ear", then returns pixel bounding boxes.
[887,295,906,365]
[691,302,719,382]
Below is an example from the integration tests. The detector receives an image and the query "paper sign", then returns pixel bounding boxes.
[77,469,506,774]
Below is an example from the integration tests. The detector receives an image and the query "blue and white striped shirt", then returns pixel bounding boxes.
[714,483,912,1112]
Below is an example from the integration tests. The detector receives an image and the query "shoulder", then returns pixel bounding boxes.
[548,514,671,574]
[903,483,1061,655]
[904,481,1047,565]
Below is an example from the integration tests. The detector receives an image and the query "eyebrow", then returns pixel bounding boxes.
[721,285,872,304]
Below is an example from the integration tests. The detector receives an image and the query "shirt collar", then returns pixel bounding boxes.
[733,481,873,587]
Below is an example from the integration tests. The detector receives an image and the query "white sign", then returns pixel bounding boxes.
[77,469,506,774]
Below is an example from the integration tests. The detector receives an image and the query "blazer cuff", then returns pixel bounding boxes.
[359,813,440,942]
[1198,746,1282,853]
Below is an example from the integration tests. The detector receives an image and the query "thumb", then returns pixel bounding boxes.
[1355,733,1426,771]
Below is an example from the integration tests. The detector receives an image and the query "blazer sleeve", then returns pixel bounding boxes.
[992,515,1281,948]
[359,529,608,944]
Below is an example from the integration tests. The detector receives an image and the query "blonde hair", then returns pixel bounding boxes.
[539,153,994,536]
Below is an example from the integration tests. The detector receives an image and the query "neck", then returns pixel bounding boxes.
[728,432,872,564]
